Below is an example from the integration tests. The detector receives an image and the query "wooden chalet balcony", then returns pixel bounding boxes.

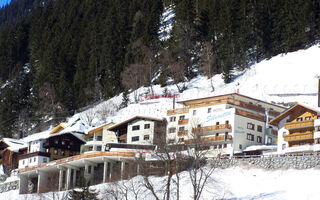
[192,124,231,135]
[185,135,232,145]
[284,120,314,130]
[283,132,313,142]
[178,130,188,136]
[178,119,189,125]
[167,107,189,116]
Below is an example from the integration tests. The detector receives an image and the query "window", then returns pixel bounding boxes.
[88,146,93,151]
[267,137,272,144]
[61,150,65,156]
[297,117,303,122]
[88,136,94,141]
[97,136,103,141]
[282,144,286,150]
[179,115,185,120]
[170,117,176,122]
[225,120,229,124]
[132,136,139,142]
[257,136,262,143]
[30,158,32,163]
[305,116,311,120]
[219,144,222,149]
[216,122,220,125]
[54,140,58,144]
[144,124,150,129]
[132,125,140,131]
[317,126,320,131]
[215,133,219,136]
[239,144,242,149]
[96,146,102,151]
[34,157,36,162]
[193,110,197,116]
[247,123,254,130]
[168,139,175,144]
[247,133,254,141]
[213,145,217,149]
[169,127,176,133]
[208,108,212,113]
[61,140,65,145]
[257,125,263,132]
[223,144,227,148]
[22,160,25,165]
[144,135,150,140]
[178,138,184,143]
[179,126,185,131]
[54,149,58,155]
[43,158,47,163]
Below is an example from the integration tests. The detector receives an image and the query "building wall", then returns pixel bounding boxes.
[103,128,117,143]
[233,114,267,153]
[28,139,46,153]
[18,155,49,169]
[127,119,155,145]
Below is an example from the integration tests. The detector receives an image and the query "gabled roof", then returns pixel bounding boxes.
[49,123,67,135]
[178,93,285,110]
[87,122,115,135]
[47,132,86,143]
[1,138,27,152]
[108,116,164,132]
[269,103,320,126]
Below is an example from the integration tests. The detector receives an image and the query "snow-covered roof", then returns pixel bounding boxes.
[21,130,51,143]
[1,138,27,152]
[243,145,277,152]
[87,122,115,135]
[47,131,86,143]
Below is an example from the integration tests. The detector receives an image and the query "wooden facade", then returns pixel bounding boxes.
[43,133,85,160]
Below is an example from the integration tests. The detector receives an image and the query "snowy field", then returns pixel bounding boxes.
[1,165,320,200]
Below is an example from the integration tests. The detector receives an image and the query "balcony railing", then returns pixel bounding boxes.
[185,135,232,145]
[167,107,189,116]
[178,119,189,125]
[192,124,231,134]
[284,120,314,130]
[177,130,188,136]
[283,132,313,142]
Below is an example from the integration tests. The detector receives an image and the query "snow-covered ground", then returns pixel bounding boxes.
[2,165,320,200]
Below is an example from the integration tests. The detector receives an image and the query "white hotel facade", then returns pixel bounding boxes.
[166,93,286,156]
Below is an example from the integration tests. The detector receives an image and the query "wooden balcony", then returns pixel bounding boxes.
[185,135,232,145]
[283,132,313,142]
[178,130,188,136]
[178,119,189,125]
[192,124,231,135]
[284,120,314,130]
[167,107,189,116]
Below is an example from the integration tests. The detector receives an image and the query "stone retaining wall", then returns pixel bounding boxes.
[211,154,320,169]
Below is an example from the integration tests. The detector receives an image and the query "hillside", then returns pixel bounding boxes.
[0,0,319,139]
[2,166,320,200]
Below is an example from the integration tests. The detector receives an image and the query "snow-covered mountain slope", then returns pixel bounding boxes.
[2,166,320,200]
[77,44,320,129]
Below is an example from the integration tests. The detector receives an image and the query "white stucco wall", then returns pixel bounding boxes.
[18,155,49,169]
[127,119,155,145]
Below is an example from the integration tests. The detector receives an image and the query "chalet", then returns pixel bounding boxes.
[107,116,167,149]
[0,138,27,173]
[166,93,286,157]
[269,104,320,154]
[81,122,115,153]
[18,121,86,169]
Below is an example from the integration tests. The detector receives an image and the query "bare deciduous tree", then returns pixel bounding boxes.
[200,42,216,92]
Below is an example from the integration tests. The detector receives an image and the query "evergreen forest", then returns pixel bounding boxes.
[0,0,319,138]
